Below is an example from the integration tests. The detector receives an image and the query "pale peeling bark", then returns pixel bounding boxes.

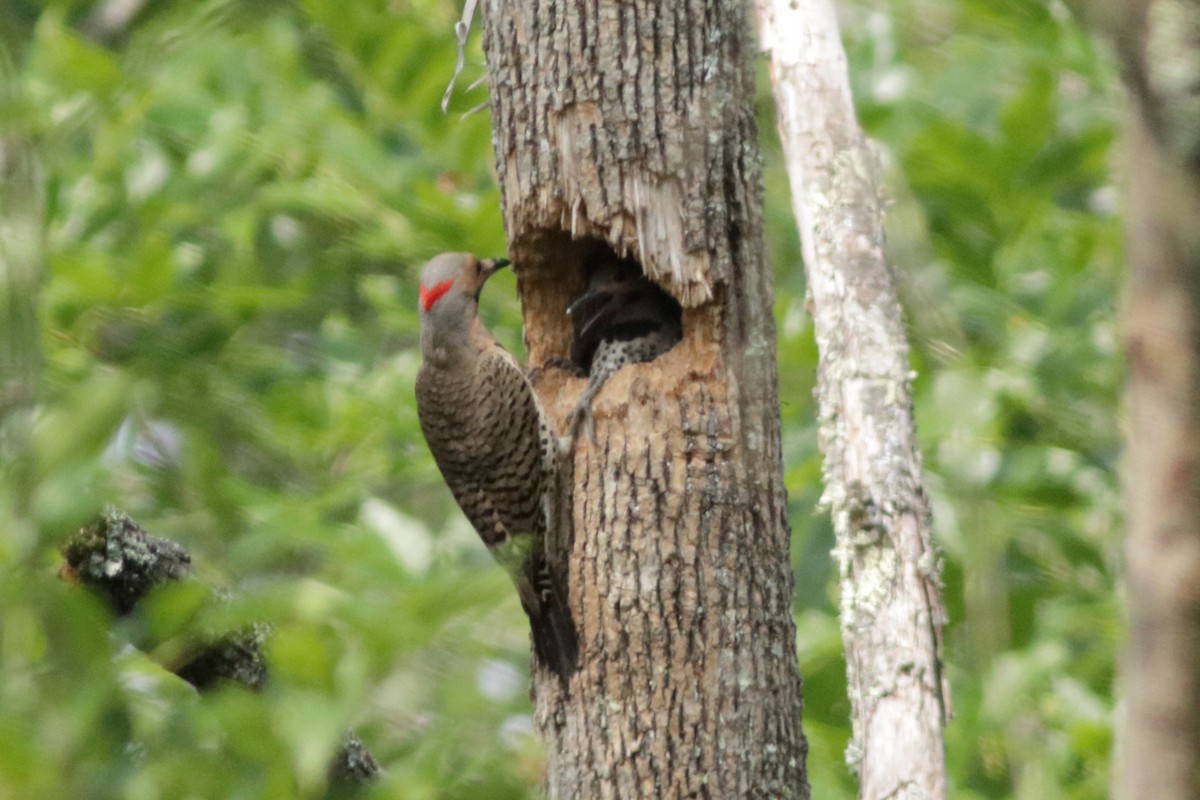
[480,1,809,797]
[755,2,948,798]
[1102,1,1200,797]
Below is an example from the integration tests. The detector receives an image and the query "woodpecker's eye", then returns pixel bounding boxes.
[475,261,484,276]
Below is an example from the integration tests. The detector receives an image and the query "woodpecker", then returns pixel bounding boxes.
[415,252,578,681]
[566,258,683,441]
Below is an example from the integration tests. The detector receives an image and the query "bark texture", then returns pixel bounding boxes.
[481,2,809,797]
[1102,1,1200,796]
[756,2,948,798]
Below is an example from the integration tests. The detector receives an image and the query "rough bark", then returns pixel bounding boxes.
[1098,1,1200,797]
[480,1,809,797]
[755,2,948,798]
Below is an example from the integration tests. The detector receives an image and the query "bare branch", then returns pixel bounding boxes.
[756,1,949,797]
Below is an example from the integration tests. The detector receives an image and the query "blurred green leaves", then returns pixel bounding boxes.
[2,1,527,797]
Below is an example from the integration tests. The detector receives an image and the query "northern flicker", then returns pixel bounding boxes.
[566,258,683,441]
[415,252,578,680]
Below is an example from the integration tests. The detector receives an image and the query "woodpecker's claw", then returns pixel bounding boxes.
[542,356,585,377]
[565,403,597,446]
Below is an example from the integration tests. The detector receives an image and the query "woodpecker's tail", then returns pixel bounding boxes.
[519,558,579,683]
[527,590,580,684]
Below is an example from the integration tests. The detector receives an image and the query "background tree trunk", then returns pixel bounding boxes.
[754,2,949,798]
[1119,124,1200,798]
[1092,1,1200,796]
[480,1,809,797]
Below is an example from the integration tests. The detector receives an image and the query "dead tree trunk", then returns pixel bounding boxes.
[755,2,948,798]
[480,1,809,797]
[1095,1,1200,797]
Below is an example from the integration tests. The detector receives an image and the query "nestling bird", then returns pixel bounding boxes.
[566,258,683,441]
[414,252,579,681]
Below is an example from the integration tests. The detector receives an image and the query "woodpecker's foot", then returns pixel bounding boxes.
[565,403,597,446]
[547,357,583,376]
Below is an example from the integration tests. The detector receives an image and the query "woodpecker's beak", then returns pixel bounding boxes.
[482,257,510,276]
[566,287,613,320]
[567,288,621,345]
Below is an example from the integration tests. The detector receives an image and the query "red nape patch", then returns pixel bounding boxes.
[419,278,455,312]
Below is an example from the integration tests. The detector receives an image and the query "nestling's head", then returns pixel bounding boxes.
[566,258,683,371]
[417,252,509,354]
[566,260,640,329]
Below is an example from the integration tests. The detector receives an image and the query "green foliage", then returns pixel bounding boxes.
[0,0,1122,797]
[776,2,1122,798]
[3,1,528,797]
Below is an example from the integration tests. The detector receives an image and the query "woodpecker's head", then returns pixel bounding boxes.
[566,261,641,334]
[418,252,509,357]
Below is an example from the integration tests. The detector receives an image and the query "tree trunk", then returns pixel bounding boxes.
[754,2,948,798]
[1099,1,1200,796]
[480,2,809,797]
[1119,117,1200,798]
